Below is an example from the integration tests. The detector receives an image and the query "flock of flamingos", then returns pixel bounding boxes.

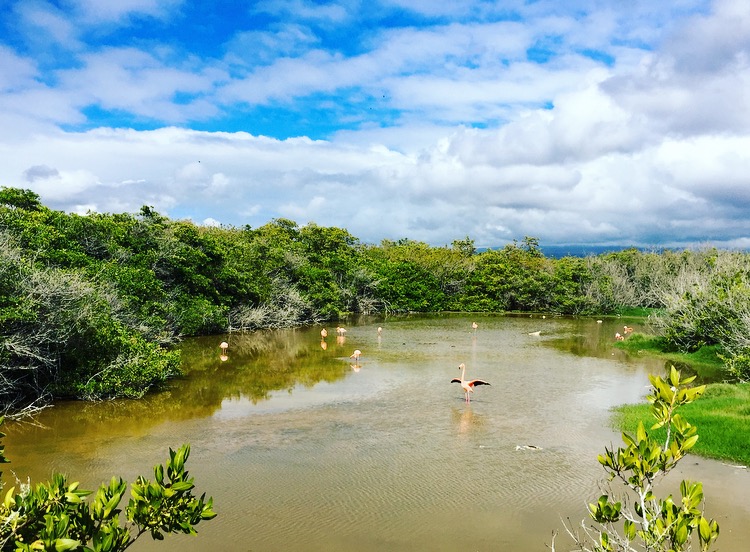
[217,320,635,403]
[323,322,490,403]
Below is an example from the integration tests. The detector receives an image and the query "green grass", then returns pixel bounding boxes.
[615,307,660,317]
[611,382,750,466]
[615,334,727,382]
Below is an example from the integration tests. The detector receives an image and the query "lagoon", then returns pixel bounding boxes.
[4,314,749,551]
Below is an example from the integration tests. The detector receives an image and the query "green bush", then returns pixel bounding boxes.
[0,421,216,551]
[554,367,720,551]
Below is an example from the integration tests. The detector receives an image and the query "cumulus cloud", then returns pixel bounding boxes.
[1,0,749,250]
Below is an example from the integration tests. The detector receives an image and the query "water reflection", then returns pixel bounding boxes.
[2,328,356,470]
[451,406,486,436]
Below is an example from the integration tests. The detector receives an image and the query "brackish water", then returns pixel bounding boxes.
[3,314,749,551]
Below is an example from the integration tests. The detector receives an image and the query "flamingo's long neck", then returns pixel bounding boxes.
[461,364,467,382]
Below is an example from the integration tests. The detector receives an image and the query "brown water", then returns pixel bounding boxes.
[3,314,749,551]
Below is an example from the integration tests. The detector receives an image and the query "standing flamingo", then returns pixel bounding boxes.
[350,349,362,362]
[451,363,490,403]
[321,328,328,339]
[219,341,229,362]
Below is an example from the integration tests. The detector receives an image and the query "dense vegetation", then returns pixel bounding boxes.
[3,186,750,415]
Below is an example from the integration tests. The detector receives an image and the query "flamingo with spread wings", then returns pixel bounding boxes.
[451,363,490,403]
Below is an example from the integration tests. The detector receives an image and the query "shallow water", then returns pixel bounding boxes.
[3,314,749,551]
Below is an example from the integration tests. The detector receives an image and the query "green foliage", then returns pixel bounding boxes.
[456,238,593,313]
[0,234,181,411]
[557,367,720,552]
[0,421,216,551]
[722,352,750,381]
[364,239,467,312]
[0,188,43,211]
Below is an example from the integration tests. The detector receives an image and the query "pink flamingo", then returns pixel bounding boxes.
[451,363,490,403]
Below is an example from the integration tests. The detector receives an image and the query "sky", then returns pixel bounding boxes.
[1,0,750,249]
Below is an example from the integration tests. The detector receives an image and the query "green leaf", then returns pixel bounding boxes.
[54,538,81,551]
[682,434,699,451]
[4,486,15,508]
[622,520,634,540]
[64,492,82,504]
[103,494,121,518]
[674,522,688,545]
[669,365,680,387]
[636,421,647,444]
[169,481,194,492]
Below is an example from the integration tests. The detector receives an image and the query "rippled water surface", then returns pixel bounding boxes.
[4,314,749,551]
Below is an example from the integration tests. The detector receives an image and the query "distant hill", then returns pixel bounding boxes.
[540,244,639,258]
[476,244,646,258]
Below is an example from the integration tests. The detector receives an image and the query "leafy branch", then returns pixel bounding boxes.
[552,366,720,552]
[0,420,216,552]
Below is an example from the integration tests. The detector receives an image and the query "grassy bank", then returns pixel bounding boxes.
[612,382,750,466]
[616,333,727,382]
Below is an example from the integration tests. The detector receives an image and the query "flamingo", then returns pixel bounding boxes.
[472,322,478,332]
[451,363,490,403]
[350,349,362,363]
[336,326,347,336]
[219,341,229,354]
[321,328,328,339]
[623,325,634,334]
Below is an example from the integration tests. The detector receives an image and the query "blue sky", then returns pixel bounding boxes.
[2,0,750,249]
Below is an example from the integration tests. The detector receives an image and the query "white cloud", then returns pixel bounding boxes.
[58,47,222,122]
[15,0,81,50]
[202,217,222,227]
[2,0,750,249]
[73,0,183,24]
